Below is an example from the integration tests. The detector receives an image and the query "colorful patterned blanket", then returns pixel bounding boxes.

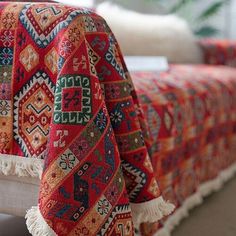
[0,2,174,236]
[132,65,236,235]
[200,39,236,67]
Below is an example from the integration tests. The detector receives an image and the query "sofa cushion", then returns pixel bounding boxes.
[96,2,203,64]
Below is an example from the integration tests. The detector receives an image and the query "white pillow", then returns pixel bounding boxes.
[56,0,94,7]
[96,2,203,64]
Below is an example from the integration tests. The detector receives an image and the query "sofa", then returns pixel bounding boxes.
[0,1,235,236]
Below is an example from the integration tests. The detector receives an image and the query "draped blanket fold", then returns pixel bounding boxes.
[0,2,174,235]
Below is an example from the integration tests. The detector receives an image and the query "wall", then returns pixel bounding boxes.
[230,0,236,39]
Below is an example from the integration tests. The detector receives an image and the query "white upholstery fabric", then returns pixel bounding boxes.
[0,175,39,217]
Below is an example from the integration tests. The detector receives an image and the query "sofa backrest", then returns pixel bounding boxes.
[96,2,204,64]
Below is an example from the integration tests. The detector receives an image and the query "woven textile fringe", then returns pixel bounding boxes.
[131,196,175,228]
[26,198,175,236]
[0,154,43,179]
[26,206,56,236]
[155,162,236,236]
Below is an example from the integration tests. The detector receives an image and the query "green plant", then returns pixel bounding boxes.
[147,0,230,37]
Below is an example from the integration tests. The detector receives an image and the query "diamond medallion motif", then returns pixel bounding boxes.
[20,44,39,72]
[14,71,55,158]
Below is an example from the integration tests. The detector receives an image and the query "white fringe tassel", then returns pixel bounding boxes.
[131,196,175,228]
[155,162,236,236]
[26,206,56,236]
[0,154,43,179]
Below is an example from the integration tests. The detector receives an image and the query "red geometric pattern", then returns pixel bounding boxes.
[132,64,236,235]
[14,72,54,158]
[0,2,164,235]
[200,39,236,67]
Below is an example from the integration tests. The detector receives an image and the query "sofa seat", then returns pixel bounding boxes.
[0,175,39,217]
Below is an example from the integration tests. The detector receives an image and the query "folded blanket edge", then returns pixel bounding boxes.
[130,196,175,228]
[0,154,43,179]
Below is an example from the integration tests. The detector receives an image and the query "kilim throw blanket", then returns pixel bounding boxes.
[0,1,174,235]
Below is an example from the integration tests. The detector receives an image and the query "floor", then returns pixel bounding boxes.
[0,177,236,236]
[172,176,236,236]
